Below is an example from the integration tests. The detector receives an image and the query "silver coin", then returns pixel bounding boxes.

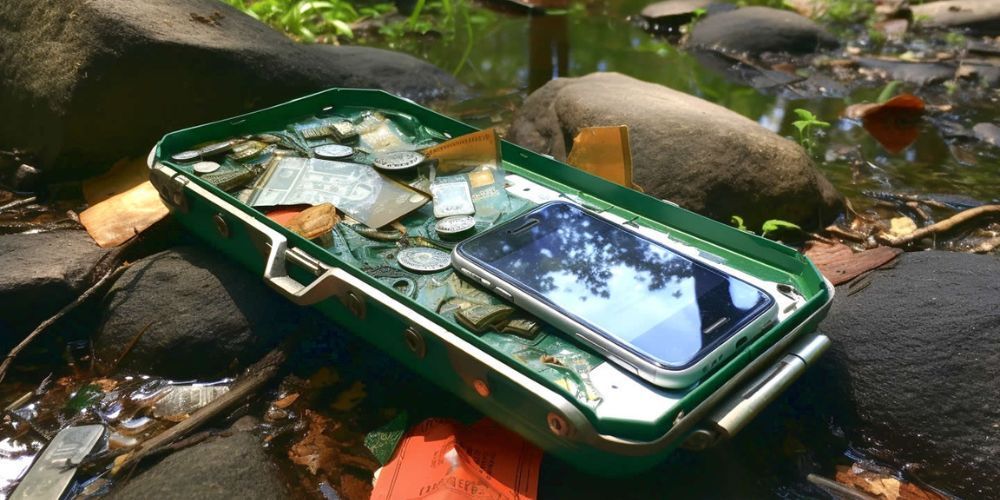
[172,150,199,162]
[397,247,451,273]
[192,161,221,174]
[435,215,476,235]
[373,151,425,171]
[313,144,354,160]
[198,141,234,157]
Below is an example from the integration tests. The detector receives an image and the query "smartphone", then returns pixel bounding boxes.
[452,201,777,388]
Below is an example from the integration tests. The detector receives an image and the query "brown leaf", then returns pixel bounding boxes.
[273,393,300,409]
[330,381,366,412]
[804,241,902,285]
[289,410,338,476]
[835,464,944,500]
[843,94,925,154]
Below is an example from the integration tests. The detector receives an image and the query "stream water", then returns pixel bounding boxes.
[362,0,1000,209]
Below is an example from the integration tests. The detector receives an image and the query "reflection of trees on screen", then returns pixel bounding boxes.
[506,205,695,299]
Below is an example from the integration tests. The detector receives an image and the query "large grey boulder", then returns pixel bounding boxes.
[94,246,301,379]
[0,0,466,182]
[111,430,288,500]
[688,6,838,56]
[810,251,1000,497]
[0,230,108,342]
[912,0,1000,35]
[507,72,843,228]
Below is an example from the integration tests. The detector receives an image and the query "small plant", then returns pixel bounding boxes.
[791,108,830,154]
[731,216,803,240]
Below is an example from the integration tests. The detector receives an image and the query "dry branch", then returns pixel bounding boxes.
[881,204,1000,247]
[112,348,287,475]
[0,264,129,384]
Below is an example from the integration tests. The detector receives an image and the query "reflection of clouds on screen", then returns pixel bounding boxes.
[542,264,704,365]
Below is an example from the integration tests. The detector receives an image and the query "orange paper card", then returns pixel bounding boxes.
[372,418,542,500]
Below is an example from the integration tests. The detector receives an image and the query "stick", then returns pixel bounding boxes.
[881,204,1000,247]
[104,322,154,374]
[0,265,129,384]
[111,348,287,475]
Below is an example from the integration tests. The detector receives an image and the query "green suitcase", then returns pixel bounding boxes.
[147,88,833,475]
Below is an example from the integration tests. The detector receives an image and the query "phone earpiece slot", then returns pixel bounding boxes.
[509,218,539,235]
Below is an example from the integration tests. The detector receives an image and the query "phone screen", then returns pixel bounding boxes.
[457,202,773,368]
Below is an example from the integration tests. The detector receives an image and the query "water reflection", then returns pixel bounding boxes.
[461,203,766,365]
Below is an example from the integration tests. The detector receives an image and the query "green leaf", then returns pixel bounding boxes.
[730,215,748,232]
[792,120,809,132]
[331,19,353,38]
[761,219,802,236]
[877,80,901,103]
[793,108,816,121]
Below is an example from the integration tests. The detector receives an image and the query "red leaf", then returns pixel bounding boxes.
[843,93,925,153]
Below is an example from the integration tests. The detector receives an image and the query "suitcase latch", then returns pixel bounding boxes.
[149,164,190,214]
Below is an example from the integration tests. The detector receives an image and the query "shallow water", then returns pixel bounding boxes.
[363,0,1000,208]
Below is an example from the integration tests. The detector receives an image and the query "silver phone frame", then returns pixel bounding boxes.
[451,175,800,389]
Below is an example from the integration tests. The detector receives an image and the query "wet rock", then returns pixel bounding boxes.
[912,0,1000,35]
[0,0,466,183]
[507,72,843,229]
[638,0,735,34]
[972,122,1000,147]
[111,430,288,500]
[855,58,955,87]
[0,230,108,341]
[95,246,301,379]
[813,251,1000,497]
[688,6,838,56]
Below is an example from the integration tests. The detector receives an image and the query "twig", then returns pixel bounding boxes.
[0,264,129,384]
[881,204,1000,247]
[111,348,287,475]
[0,196,37,213]
[104,322,154,374]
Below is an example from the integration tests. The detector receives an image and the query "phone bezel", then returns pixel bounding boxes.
[453,200,776,373]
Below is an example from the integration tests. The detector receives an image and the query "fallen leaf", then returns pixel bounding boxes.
[844,94,925,154]
[289,410,338,475]
[330,381,366,411]
[80,181,170,247]
[274,393,300,409]
[804,241,902,285]
[82,158,151,205]
[309,367,340,388]
[835,464,944,500]
[887,216,917,238]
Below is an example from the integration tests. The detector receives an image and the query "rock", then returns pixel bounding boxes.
[972,122,1000,147]
[640,0,712,20]
[813,251,1000,497]
[855,58,955,87]
[0,0,467,183]
[638,0,735,34]
[111,430,288,500]
[506,72,843,228]
[688,6,838,56]
[912,0,1000,35]
[95,246,301,379]
[0,230,108,342]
